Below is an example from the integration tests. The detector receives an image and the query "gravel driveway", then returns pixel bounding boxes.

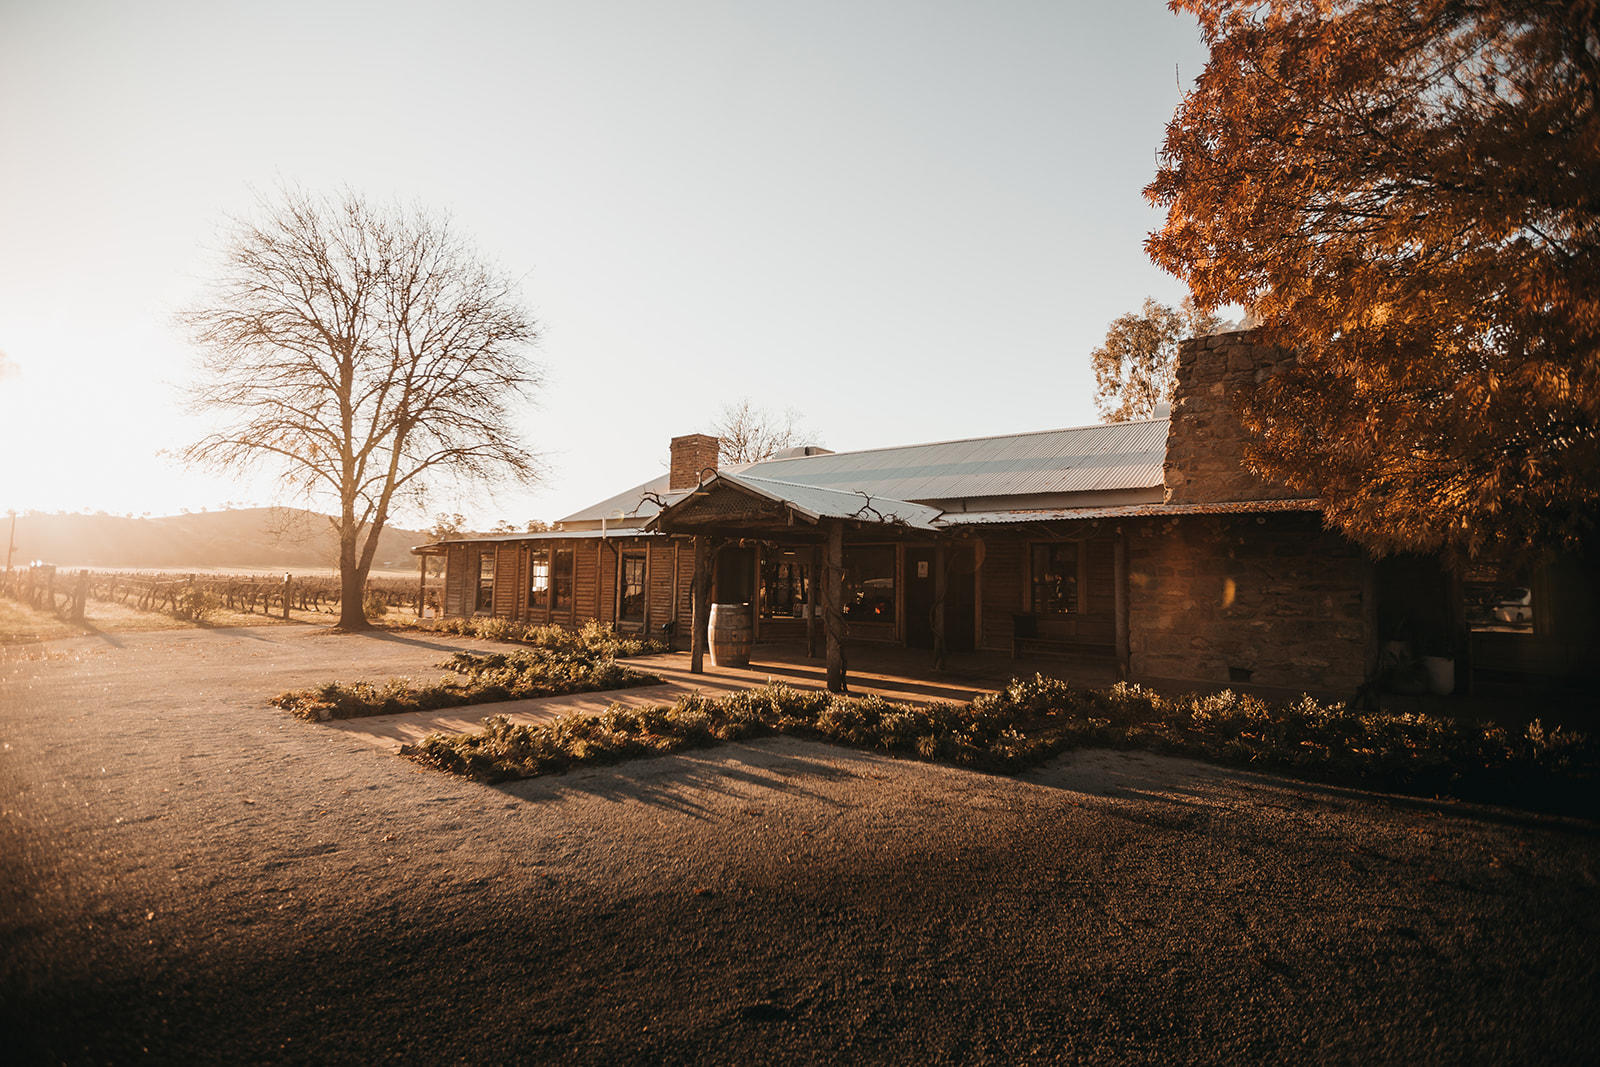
[3,625,1598,1063]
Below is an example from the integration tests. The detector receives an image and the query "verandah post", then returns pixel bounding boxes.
[690,535,712,674]
[806,543,820,659]
[1113,529,1130,680]
[824,519,847,693]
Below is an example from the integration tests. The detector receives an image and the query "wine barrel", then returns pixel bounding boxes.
[709,602,753,667]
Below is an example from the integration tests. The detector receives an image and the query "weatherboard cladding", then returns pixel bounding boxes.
[557,419,1169,527]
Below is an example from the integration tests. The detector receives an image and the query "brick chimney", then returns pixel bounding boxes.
[669,433,720,491]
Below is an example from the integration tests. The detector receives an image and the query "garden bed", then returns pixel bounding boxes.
[272,648,662,721]
[400,674,1598,815]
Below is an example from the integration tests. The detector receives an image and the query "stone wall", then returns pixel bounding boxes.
[1127,513,1371,693]
[1163,330,1301,505]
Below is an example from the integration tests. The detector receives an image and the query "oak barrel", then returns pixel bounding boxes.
[709,602,753,667]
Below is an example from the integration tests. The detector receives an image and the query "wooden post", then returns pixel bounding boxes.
[671,541,681,651]
[824,519,848,693]
[806,543,821,659]
[690,535,712,674]
[417,555,427,620]
[933,541,948,671]
[1113,529,1130,681]
[72,569,88,622]
[282,573,292,620]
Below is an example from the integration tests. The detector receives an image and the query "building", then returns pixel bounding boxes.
[418,332,1596,697]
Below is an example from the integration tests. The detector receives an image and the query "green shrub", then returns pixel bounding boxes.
[413,615,666,656]
[397,673,1598,814]
[272,649,663,721]
[363,592,389,618]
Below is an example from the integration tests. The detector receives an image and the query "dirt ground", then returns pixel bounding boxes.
[3,625,1598,1063]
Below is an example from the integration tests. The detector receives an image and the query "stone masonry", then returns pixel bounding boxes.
[1163,331,1302,505]
[1128,330,1373,694]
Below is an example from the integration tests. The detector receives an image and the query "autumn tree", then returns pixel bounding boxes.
[1092,298,1219,421]
[1146,0,1599,558]
[711,399,819,463]
[183,189,542,629]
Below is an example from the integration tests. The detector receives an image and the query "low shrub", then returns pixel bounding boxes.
[172,587,221,623]
[271,648,662,721]
[419,616,665,657]
[363,592,389,619]
[398,674,1599,813]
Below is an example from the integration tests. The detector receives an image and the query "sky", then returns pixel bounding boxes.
[0,0,1212,530]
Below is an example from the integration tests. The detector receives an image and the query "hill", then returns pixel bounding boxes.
[4,508,440,574]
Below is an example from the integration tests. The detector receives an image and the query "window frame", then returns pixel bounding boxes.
[551,546,575,612]
[527,547,550,612]
[759,552,810,619]
[475,551,496,613]
[618,549,647,625]
[842,543,897,623]
[1028,541,1082,616]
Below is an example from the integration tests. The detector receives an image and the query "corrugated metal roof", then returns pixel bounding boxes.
[939,498,1322,526]
[559,418,1168,525]
[558,473,685,525]
[719,472,942,529]
[410,528,665,554]
[739,419,1168,501]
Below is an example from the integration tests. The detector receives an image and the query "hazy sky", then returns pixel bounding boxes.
[0,0,1210,529]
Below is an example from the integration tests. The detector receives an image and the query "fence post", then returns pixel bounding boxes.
[282,573,291,620]
[72,569,88,622]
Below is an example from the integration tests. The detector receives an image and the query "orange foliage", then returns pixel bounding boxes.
[1147,0,1600,558]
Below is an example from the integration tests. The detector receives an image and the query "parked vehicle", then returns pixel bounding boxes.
[1493,588,1532,624]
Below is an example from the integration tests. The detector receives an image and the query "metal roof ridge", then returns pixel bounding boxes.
[746,417,1170,469]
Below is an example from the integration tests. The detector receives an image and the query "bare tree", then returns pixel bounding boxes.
[182,189,542,629]
[1090,298,1219,421]
[711,399,818,463]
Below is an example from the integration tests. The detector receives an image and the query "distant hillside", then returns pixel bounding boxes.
[4,508,439,573]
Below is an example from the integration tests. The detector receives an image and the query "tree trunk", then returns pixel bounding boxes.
[824,519,847,693]
[335,520,369,631]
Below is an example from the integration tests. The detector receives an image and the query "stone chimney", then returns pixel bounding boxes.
[669,433,720,491]
[1162,330,1301,505]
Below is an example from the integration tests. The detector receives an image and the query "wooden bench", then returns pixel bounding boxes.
[1011,613,1113,660]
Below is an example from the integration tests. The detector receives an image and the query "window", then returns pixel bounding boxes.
[843,545,896,622]
[476,552,495,613]
[1464,566,1534,634]
[552,547,574,611]
[1030,543,1079,614]
[619,551,646,624]
[527,548,550,610]
[760,553,809,618]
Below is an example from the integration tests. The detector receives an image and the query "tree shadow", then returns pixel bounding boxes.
[494,742,868,819]
[332,629,465,654]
